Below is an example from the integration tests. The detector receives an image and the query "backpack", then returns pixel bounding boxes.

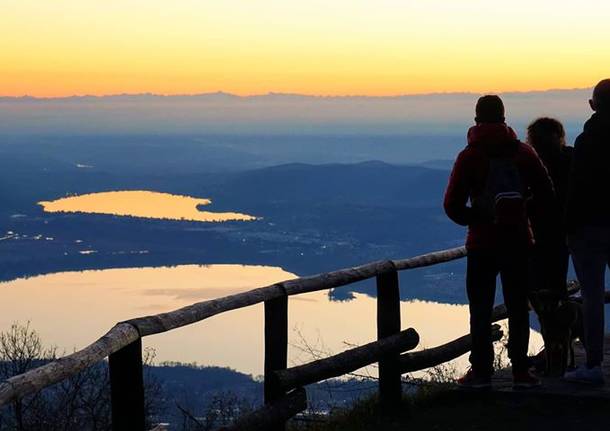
[476,156,527,226]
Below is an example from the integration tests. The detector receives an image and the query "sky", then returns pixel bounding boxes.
[1,0,609,97]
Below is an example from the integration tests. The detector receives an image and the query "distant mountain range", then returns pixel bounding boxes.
[0,88,594,136]
[0,88,592,102]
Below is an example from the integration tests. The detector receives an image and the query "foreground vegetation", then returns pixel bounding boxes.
[296,385,610,431]
[6,321,609,431]
[0,323,375,430]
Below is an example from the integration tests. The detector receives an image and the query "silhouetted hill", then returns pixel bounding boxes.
[151,363,260,399]
[0,155,451,215]
[1,134,465,175]
[215,161,449,209]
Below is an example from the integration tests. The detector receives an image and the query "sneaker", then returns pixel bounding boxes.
[564,366,605,385]
[457,369,491,389]
[513,370,541,389]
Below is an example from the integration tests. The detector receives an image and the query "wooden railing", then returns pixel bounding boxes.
[0,246,489,430]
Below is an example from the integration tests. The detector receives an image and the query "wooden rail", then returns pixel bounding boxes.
[274,329,420,390]
[0,246,470,429]
[400,324,503,373]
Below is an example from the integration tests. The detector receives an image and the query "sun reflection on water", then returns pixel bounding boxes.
[0,264,542,377]
[38,190,256,222]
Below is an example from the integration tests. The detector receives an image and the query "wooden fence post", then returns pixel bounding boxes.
[109,336,146,431]
[264,294,289,431]
[376,263,402,412]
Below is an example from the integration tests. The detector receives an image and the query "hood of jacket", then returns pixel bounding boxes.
[467,123,519,157]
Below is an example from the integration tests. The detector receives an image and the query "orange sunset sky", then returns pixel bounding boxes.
[2,0,608,97]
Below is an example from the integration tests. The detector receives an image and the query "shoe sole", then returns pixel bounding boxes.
[512,382,542,390]
[457,383,492,390]
[563,377,605,386]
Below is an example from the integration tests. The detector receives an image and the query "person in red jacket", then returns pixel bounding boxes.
[444,95,555,389]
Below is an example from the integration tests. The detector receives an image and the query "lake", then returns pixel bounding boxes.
[0,264,542,377]
[38,190,256,222]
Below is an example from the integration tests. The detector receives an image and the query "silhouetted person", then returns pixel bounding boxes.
[526,118,573,296]
[445,95,554,389]
[564,79,610,385]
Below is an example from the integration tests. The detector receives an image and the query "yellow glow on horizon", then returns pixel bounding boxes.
[1,0,609,97]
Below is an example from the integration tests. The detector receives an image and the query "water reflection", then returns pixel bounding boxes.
[38,190,256,222]
[0,265,542,376]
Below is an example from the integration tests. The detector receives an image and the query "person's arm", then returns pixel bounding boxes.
[444,150,474,226]
[525,146,557,239]
[565,135,587,234]
[527,147,555,206]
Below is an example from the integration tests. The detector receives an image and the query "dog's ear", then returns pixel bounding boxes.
[567,280,580,294]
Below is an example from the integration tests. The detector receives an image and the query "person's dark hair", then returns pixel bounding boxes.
[527,117,566,155]
[475,95,505,123]
[592,79,610,113]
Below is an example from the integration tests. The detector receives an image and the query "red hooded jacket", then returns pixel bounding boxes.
[444,123,555,250]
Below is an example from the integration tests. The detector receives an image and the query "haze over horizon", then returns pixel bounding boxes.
[0,87,597,136]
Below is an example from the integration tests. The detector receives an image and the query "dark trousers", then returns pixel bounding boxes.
[569,227,610,367]
[467,248,531,375]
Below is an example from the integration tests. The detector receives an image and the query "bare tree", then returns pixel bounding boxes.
[176,392,255,431]
[143,347,165,428]
[0,322,162,431]
[0,322,56,431]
